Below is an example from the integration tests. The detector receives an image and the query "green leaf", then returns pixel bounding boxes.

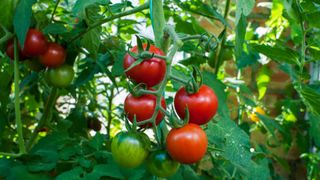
[73,0,107,15]
[298,85,320,116]
[235,14,247,61]
[202,71,229,119]
[13,0,36,47]
[88,133,105,151]
[309,113,320,147]
[0,0,18,31]
[152,0,166,48]
[251,43,300,65]
[235,0,255,24]
[56,166,83,180]
[84,164,124,179]
[7,165,50,180]
[174,0,228,27]
[111,51,125,76]
[27,150,59,172]
[206,116,251,168]
[256,66,271,100]
[81,27,101,56]
[43,23,68,35]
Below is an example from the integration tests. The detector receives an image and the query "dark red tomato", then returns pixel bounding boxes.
[87,117,102,132]
[22,29,48,57]
[166,123,208,164]
[6,39,27,60]
[39,43,66,68]
[174,85,218,125]
[124,92,166,128]
[123,44,166,87]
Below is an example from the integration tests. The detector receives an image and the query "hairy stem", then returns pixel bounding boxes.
[14,38,26,154]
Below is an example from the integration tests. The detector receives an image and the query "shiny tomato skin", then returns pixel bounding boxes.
[124,92,166,128]
[123,44,166,87]
[39,43,66,68]
[174,85,218,125]
[22,29,48,57]
[46,64,74,88]
[146,150,180,178]
[6,39,27,60]
[166,124,208,164]
[111,131,150,168]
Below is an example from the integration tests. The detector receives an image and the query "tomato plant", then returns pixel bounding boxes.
[166,124,208,164]
[39,42,66,67]
[45,64,74,88]
[174,85,218,125]
[22,29,48,57]
[123,44,166,87]
[124,92,166,127]
[146,150,180,178]
[111,131,150,168]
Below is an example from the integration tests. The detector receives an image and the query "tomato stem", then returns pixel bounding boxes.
[69,2,150,44]
[169,74,189,85]
[26,87,58,151]
[0,24,13,46]
[13,38,26,154]
[0,152,21,158]
[214,0,231,74]
[50,0,61,22]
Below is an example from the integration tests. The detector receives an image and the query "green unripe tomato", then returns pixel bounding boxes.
[146,150,180,178]
[46,64,74,88]
[111,131,150,168]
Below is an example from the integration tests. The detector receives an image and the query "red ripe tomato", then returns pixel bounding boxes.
[39,43,66,68]
[22,29,48,57]
[174,85,218,125]
[123,44,166,87]
[6,39,27,60]
[124,92,166,128]
[166,123,208,164]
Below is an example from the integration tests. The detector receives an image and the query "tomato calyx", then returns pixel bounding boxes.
[185,66,203,94]
[124,37,167,73]
[169,107,190,128]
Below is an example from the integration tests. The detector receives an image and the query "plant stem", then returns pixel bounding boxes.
[107,86,114,139]
[169,74,189,84]
[180,35,206,42]
[214,0,231,74]
[300,21,306,82]
[14,38,26,154]
[136,25,183,134]
[27,88,58,151]
[68,2,150,44]
[50,0,61,22]
[0,25,13,45]
[0,152,21,157]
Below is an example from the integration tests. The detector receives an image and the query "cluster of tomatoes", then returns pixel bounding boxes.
[111,44,218,178]
[6,29,74,88]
